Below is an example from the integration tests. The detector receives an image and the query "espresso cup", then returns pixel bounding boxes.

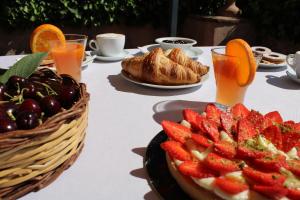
[88,33,125,57]
[286,51,300,78]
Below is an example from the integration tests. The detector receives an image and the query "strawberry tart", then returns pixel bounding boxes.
[160,103,300,200]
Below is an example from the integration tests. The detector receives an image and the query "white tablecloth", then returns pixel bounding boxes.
[0,47,300,200]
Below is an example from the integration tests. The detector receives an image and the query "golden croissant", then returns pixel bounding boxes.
[121,48,209,85]
[166,48,209,76]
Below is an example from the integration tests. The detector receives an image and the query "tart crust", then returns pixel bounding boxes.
[166,154,221,200]
[166,154,268,200]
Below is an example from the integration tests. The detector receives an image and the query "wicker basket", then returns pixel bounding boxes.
[0,83,89,200]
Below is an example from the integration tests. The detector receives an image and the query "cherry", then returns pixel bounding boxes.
[7,75,27,90]
[16,111,39,130]
[0,118,17,133]
[0,102,19,120]
[22,82,37,99]
[40,96,61,117]
[61,74,78,87]
[59,85,79,109]
[0,83,7,100]
[19,99,42,117]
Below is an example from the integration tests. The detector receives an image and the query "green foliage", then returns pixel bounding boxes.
[237,0,300,41]
[0,0,172,28]
[188,0,227,16]
[0,52,47,83]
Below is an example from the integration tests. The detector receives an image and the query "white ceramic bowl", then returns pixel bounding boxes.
[155,37,197,50]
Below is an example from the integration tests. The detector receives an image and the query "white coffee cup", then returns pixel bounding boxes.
[89,33,125,57]
[286,51,300,78]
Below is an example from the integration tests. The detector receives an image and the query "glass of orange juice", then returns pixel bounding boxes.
[211,45,260,106]
[51,34,87,82]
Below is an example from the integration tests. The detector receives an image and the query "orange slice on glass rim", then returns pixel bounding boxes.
[225,39,257,86]
[30,24,65,62]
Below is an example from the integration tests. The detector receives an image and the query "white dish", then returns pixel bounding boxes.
[259,61,287,68]
[121,70,208,89]
[155,37,197,50]
[138,44,203,60]
[88,50,130,61]
[286,69,300,84]
[82,54,97,70]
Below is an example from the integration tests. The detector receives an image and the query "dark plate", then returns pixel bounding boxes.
[144,130,191,200]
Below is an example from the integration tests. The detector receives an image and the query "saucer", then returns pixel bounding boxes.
[82,54,97,70]
[259,61,287,69]
[138,44,203,60]
[88,50,130,61]
[286,69,300,84]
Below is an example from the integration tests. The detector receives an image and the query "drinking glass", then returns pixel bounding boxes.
[211,47,249,106]
[51,34,87,82]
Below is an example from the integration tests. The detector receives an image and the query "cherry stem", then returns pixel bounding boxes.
[6,110,16,121]
[34,81,57,96]
[36,91,44,98]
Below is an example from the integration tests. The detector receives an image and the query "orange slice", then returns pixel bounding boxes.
[225,39,257,86]
[30,24,65,60]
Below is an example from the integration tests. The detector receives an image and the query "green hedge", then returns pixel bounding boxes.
[237,0,300,42]
[0,0,176,28]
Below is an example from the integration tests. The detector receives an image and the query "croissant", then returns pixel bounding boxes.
[166,48,209,76]
[122,48,201,85]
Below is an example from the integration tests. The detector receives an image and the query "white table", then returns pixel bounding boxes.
[1,47,300,200]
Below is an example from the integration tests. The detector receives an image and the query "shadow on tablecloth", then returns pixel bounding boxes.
[266,75,300,90]
[107,74,202,97]
[130,147,160,200]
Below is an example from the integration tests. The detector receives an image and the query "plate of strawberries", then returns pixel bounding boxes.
[145,103,300,200]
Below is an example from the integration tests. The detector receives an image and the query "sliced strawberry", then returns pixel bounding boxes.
[237,118,258,143]
[284,120,296,127]
[183,109,201,131]
[287,189,300,200]
[281,131,300,152]
[294,122,300,133]
[191,133,213,148]
[160,141,192,161]
[178,161,217,178]
[262,125,283,149]
[204,153,239,174]
[252,154,287,172]
[287,159,300,177]
[214,140,237,159]
[162,120,192,144]
[202,119,220,142]
[252,185,288,199]
[246,110,265,133]
[264,111,283,125]
[205,103,222,125]
[236,144,270,159]
[215,177,249,195]
[242,167,286,186]
[185,138,207,153]
[193,114,207,133]
[230,103,250,120]
[220,112,235,135]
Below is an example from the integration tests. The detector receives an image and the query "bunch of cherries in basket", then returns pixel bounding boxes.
[0,68,80,133]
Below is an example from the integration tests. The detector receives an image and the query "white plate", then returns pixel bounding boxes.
[82,54,97,69]
[138,44,203,60]
[259,61,287,68]
[16,53,96,70]
[88,50,130,61]
[286,69,300,84]
[121,70,208,89]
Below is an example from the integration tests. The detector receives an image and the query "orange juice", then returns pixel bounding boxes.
[51,43,84,82]
[211,40,257,106]
[212,55,247,106]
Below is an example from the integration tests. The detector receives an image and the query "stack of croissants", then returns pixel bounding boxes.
[121,48,209,85]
